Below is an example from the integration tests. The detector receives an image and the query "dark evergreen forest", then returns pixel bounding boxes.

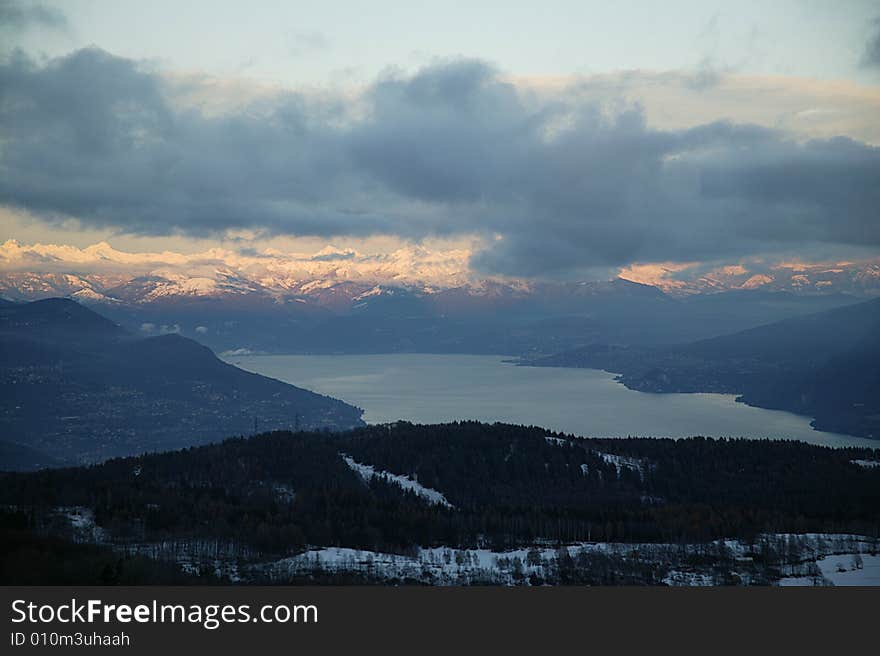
[2,422,878,567]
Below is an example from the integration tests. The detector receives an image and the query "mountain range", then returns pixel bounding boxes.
[2,240,876,355]
[3,240,879,303]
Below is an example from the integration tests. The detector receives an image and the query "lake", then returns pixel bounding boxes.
[226,353,877,449]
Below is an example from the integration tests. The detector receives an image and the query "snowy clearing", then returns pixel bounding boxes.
[779,554,880,586]
[341,454,454,508]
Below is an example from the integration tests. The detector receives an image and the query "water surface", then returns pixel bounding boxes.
[226,354,876,449]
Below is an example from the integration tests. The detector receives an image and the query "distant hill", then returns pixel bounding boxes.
[0,440,61,472]
[683,297,880,363]
[0,297,125,346]
[530,298,880,439]
[0,299,364,469]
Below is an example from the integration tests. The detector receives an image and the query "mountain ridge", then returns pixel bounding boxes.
[528,297,880,439]
[0,299,364,467]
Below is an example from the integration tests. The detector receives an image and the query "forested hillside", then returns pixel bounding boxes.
[0,299,364,467]
[3,422,878,559]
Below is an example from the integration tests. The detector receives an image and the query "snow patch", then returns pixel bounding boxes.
[58,506,107,544]
[352,285,389,301]
[341,454,454,508]
[662,570,716,586]
[779,554,880,586]
[272,483,296,505]
[595,451,649,479]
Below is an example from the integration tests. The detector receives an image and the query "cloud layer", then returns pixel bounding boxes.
[1,48,878,279]
[0,0,68,32]
[862,17,880,69]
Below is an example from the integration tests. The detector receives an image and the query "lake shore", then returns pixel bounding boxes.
[225,353,875,449]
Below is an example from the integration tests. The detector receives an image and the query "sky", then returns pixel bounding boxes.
[1,0,879,283]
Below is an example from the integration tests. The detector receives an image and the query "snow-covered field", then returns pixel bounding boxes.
[50,505,880,586]
[779,554,880,586]
[253,542,666,585]
[249,535,880,586]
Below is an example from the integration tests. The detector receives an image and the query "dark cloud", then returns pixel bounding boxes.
[0,47,396,237]
[1,48,878,279]
[0,0,68,31]
[862,17,880,69]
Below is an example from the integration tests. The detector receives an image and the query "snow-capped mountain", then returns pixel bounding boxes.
[3,239,878,309]
[619,260,880,297]
[0,239,478,307]
[0,271,126,303]
[3,239,875,356]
